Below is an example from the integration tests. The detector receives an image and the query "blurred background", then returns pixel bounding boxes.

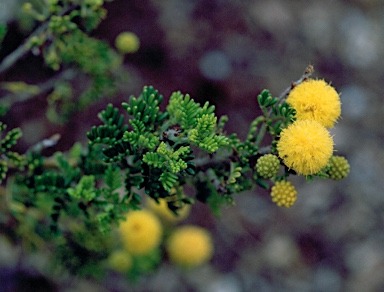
[2,0,384,291]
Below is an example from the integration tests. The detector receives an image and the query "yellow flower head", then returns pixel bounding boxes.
[271,180,297,207]
[119,210,162,256]
[147,198,191,224]
[277,120,334,175]
[115,32,140,54]
[108,250,133,273]
[166,225,213,268]
[287,79,341,128]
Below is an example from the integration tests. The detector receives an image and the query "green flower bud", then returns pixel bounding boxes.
[328,155,350,180]
[271,180,297,208]
[115,32,140,54]
[256,154,280,179]
[22,2,33,12]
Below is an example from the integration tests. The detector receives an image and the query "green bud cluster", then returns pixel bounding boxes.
[0,160,8,183]
[328,155,350,181]
[256,154,280,179]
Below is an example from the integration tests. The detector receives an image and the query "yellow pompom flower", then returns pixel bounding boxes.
[270,180,297,207]
[166,225,213,268]
[287,79,341,128]
[108,250,133,273]
[119,210,162,256]
[147,198,190,224]
[277,120,334,175]
[115,32,140,54]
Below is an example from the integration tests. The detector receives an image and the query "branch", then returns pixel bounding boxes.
[0,5,77,75]
[0,23,49,75]
[1,69,76,108]
[278,64,315,101]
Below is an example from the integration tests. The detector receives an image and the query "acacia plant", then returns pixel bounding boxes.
[0,0,349,279]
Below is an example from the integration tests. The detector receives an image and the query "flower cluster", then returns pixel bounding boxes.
[286,79,341,128]
[256,154,280,179]
[270,180,297,208]
[119,210,163,256]
[146,197,191,224]
[108,250,133,273]
[277,79,340,176]
[166,225,213,268]
[328,155,350,180]
[277,120,334,175]
[114,201,213,275]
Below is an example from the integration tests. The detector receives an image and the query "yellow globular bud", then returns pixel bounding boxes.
[108,250,133,273]
[277,120,334,175]
[147,198,190,224]
[287,79,341,128]
[270,180,297,208]
[119,210,162,256]
[115,32,140,54]
[166,225,213,268]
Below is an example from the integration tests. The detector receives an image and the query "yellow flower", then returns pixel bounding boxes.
[147,198,190,224]
[119,210,162,256]
[166,225,213,268]
[287,79,341,128]
[108,250,133,273]
[115,32,140,54]
[277,120,333,175]
[270,180,297,207]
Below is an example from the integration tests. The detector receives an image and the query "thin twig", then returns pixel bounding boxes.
[0,23,49,75]
[1,68,76,108]
[278,64,315,101]
[256,65,315,148]
[29,133,61,153]
[0,5,77,75]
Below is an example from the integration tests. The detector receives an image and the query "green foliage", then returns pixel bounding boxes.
[1,124,22,151]
[44,29,122,121]
[122,86,166,127]
[67,175,96,201]
[227,162,242,184]
[0,24,6,44]
[166,91,229,153]
[159,171,179,193]
[15,0,122,124]
[104,164,122,192]
[257,89,279,109]
[143,142,190,175]
[0,122,26,183]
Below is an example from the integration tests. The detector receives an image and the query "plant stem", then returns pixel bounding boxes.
[0,5,76,75]
[277,64,314,102]
[1,69,76,108]
[0,23,48,75]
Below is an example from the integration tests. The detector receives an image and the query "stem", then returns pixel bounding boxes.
[255,65,315,148]
[0,5,77,75]
[255,122,267,148]
[0,23,48,75]
[277,64,314,102]
[1,69,76,109]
